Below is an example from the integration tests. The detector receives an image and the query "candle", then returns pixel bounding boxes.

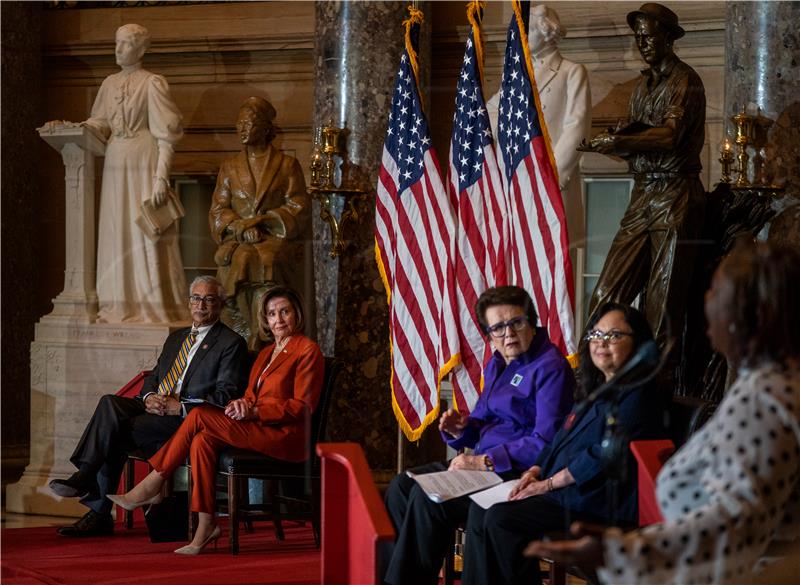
[721,138,733,153]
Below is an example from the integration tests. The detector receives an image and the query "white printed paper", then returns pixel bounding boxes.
[468,479,521,509]
[407,469,503,503]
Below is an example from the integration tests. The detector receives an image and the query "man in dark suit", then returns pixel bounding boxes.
[49,275,248,537]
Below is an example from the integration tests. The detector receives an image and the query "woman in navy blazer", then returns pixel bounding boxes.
[461,303,666,585]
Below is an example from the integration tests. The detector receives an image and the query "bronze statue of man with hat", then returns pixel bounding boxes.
[584,2,706,386]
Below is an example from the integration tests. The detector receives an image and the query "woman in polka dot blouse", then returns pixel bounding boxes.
[527,240,800,584]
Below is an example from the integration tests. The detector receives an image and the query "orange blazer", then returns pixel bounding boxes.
[243,334,324,462]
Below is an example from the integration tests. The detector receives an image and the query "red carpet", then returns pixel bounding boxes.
[1,523,320,585]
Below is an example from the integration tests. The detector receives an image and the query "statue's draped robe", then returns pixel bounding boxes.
[85,68,188,323]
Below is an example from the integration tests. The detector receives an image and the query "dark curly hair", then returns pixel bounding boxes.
[713,239,800,369]
[475,286,538,336]
[577,302,654,400]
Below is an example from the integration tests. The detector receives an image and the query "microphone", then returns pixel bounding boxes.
[604,339,660,388]
[570,340,661,422]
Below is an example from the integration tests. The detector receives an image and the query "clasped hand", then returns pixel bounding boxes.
[229,218,264,244]
[225,398,255,421]
[508,465,549,501]
[144,394,181,416]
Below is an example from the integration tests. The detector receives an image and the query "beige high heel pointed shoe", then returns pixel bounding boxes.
[106,491,164,512]
[174,525,222,555]
[107,473,166,511]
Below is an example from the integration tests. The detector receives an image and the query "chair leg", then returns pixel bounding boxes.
[187,465,194,542]
[269,480,285,541]
[549,561,566,585]
[124,458,135,529]
[228,474,239,555]
[443,548,455,585]
[310,476,320,548]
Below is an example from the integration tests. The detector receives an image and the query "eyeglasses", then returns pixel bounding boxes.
[584,329,633,344]
[189,295,221,305]
[486,316,529,338]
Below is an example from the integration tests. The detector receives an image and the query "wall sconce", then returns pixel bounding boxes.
[308,122,369,258]
[721,106,782,192]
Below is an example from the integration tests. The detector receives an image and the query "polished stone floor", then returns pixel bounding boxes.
[1,508,68,529]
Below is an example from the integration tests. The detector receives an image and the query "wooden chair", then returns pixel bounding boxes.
[630,394,714,528]
[630,439,676,526]
[317,442,395,585]
[189,356,342,554]
[115,370,153,530]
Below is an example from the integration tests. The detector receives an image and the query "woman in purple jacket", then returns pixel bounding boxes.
[383,285,576,585]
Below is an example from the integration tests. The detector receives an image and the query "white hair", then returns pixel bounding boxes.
[189,275,227,301]
[531,5,566,44]
[116,23,151,51]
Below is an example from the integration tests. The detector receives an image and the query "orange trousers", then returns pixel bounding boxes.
[149,406,270,514]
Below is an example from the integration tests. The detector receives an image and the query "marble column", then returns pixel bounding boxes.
[37,126,104,322]
[725,1,800,195]
[312,1,431,472]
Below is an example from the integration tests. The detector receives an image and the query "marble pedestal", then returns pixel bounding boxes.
[5,319,182,517]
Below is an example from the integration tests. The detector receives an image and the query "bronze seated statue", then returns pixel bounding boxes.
[209,96,311,349]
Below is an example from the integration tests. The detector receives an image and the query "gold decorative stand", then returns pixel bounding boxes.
[721,107,782,198]
[308,123,369,258]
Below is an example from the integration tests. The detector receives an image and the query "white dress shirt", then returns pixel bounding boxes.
[142,322,216,416]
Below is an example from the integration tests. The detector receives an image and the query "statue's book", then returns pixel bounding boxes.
[136,193,185,240]
[407,469,502,503]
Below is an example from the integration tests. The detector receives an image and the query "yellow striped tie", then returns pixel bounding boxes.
[158,329,198,396]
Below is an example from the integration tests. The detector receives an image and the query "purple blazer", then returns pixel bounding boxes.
[444,329,575,473]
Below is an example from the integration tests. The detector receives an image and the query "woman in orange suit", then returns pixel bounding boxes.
[109,286,324,555]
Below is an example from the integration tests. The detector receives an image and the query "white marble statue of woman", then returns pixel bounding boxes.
[84,24,189,323]
[488,4,591,246]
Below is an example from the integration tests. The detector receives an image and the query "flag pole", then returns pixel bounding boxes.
[394,1,424,474]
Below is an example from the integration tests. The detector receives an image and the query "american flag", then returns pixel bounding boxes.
[446,3,509,413]
[496,0,576,356]
[375,13,458,441]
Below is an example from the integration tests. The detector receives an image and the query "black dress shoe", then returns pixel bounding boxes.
[49,474,93,498]
[56,510,114,537]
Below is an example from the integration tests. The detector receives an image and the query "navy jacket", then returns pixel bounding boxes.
[139,321,248,411]
[534,384,666,526]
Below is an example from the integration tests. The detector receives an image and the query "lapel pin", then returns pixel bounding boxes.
[202,344,208,349]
